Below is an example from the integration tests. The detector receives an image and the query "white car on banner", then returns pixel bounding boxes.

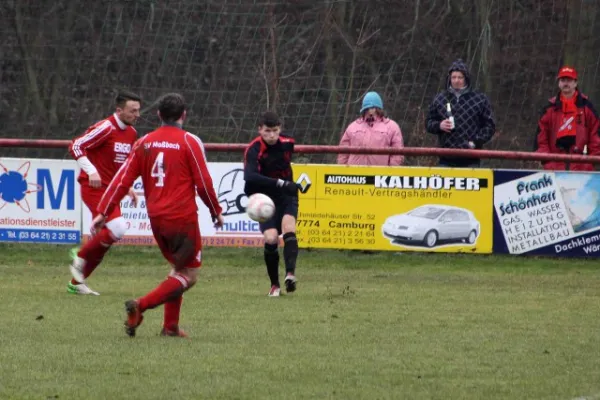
[382,204,480,248]
[217,168,248,216]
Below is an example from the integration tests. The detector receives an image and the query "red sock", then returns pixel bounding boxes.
[163,295,183,331]
[138,275,188,312]
[76,227,115,281]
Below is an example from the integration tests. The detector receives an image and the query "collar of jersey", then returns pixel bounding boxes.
[113,113,127,130]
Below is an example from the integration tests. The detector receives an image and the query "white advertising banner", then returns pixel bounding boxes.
[493,171,576,254]
[0,158,81,244]
[82,162,265,246]
[493,169,600,257]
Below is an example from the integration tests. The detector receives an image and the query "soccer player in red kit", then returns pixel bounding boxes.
[93,93,224,337]
[67,91,141,295]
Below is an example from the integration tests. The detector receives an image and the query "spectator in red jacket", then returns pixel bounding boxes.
[535,66,600,171]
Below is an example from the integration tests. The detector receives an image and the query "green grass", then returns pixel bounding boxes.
[1,244,600,400]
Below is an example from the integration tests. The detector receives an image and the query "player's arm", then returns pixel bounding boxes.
[96,143,142,218]
[243,142,297,195]
[184,133,223,219]
[69,120,113,187]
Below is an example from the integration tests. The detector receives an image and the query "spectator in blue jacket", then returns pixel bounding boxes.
[426,59,496,167]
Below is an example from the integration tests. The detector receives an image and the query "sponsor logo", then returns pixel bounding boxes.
[114,142,132,153]
[296,173,312,193]
[323,174,486,191]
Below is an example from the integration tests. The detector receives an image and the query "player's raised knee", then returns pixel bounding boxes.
[171,268,198,287]
[106,217,128,240]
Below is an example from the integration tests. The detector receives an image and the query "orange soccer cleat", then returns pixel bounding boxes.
[160,326,188,338]
[124,300,144,337]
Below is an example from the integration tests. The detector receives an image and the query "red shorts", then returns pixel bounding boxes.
[81,185,122,222]
[150,216,202,269]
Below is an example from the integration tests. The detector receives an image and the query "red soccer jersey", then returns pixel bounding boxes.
[69,114,138,187]
[97,125,222,221]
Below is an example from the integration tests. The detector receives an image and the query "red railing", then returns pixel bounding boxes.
[1,138,599,164]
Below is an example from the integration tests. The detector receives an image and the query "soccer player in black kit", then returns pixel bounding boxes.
[244,111,302,297]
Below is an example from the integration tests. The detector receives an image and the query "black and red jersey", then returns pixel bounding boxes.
[243,134,295,199]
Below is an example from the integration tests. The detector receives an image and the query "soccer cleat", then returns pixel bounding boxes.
[284,273,297,293]
[69,247,86,283]
[124,300,144,337]
[67,281,100,295]
[268,285,281,297]
[160,327,188,338]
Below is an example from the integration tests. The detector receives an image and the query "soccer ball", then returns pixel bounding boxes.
[246,193,275,223]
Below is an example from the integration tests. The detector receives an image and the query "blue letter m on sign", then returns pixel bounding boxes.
[37,169,75,210]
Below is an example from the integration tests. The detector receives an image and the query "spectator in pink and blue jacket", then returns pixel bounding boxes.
[337,91,405,166]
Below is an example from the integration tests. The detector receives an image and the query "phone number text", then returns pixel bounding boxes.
[0,229,80,244]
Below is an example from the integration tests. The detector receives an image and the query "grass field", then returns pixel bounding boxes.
[1,243,599,400]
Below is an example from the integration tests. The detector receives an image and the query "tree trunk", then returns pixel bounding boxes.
[268,2,280,111]
[474,0,493,94]
[49,0,78,127]
[564,0,599,100]
[9,0,45,118]
[324,1,340,144]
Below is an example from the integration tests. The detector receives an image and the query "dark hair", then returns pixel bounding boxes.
[258,111,281,128]
[361,108,386,119]
[158,93,186,122]
[115,90,142,108]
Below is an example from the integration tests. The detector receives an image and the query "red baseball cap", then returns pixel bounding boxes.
[557,66,578,80]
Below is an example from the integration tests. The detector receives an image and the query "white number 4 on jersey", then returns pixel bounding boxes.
[151,152,165,187]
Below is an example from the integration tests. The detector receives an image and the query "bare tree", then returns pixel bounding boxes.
[49,1,78,126]
[564,0,600,101]
[472,0,494,93]
[323,0,340,143]
[7,0,45,120]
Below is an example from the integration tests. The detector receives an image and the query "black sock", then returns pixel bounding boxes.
[264,243,280,287]
[283,232,298,275]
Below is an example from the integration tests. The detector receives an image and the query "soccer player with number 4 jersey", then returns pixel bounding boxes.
[67,91,141,295]
[93,93,224,337]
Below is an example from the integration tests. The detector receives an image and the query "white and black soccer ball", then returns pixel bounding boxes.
[246,193,275,223]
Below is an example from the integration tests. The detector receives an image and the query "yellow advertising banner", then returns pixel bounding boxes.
[293,164,493,253]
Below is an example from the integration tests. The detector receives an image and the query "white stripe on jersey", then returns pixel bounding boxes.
[184,132,219,216]
[72,120,114,157]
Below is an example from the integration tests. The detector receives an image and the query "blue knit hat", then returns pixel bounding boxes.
[360,92,383,113]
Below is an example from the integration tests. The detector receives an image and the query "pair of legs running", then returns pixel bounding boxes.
[124,217,203,337]
[125,266,197,338]
[260,197,299,297]
[68,187,127,295]
[69,205,200,337]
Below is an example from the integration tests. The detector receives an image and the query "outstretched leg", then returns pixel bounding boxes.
[125,218,201,337]
[68,217,127,295]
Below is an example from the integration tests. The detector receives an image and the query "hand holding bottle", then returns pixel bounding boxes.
[440,119,454,132]
[440,103,455,133]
